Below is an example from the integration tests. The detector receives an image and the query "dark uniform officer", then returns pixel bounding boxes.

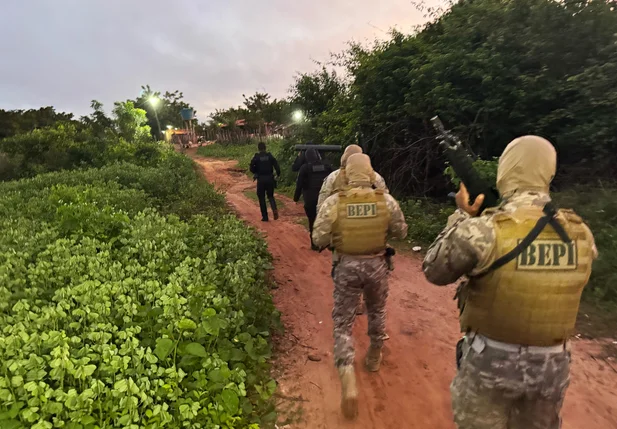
[293,148,333,250]
[250,142,281,222]
[291,141,317,172]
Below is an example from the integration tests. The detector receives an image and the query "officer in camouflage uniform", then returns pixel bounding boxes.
[317,144,391,321]
[313,153,408,420]
[423,136,598,429]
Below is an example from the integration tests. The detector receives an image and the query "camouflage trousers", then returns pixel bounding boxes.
[451,335,571,429]
[332,255,388,368]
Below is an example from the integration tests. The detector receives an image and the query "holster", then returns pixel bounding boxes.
[385,246,396,271]
[331,260,339,279]
[453,278,469,315]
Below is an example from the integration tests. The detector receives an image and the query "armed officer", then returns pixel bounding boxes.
[293,148,333,250]
[423,136,597,429]
[313,153,408,420]
[250,142,281,222]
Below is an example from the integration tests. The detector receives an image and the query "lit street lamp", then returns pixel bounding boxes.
[292,110,304,122]
[148,96,162,138]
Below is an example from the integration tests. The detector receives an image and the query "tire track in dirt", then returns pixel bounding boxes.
[190,151,617,429]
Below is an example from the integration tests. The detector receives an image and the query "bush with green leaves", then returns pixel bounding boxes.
[0,162,279,428]
[554,185,617,305]
[399,198,455,247]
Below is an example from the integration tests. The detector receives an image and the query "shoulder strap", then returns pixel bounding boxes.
[484,203,571,274]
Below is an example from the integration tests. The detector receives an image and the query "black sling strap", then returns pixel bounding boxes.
[485,203,572,273]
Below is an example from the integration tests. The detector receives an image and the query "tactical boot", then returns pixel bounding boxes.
[338,366,358,419]
[273,210,279,220]
[365,346,382,372]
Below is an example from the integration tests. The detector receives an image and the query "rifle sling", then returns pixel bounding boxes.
[484,203,571,274]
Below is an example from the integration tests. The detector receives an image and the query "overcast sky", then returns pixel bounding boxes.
[0,0,438,120]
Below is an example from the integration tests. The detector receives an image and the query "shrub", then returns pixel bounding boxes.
[0,124,172,181]
[0,164,279,428]
[400,199,455,247]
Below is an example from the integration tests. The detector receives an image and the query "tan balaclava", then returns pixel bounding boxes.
[345,153,373,187]
[340,144,362,168]
[496,135,557,197]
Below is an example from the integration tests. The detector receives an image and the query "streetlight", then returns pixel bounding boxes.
[148,96,162,137]
[292,110,304,122]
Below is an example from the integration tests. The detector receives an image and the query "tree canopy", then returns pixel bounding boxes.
[291,0,617,195]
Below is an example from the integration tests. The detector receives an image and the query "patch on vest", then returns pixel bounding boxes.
[312,164,326,172]
[516,239,578,270]
[346,203,377,218]
[259,156,269,161]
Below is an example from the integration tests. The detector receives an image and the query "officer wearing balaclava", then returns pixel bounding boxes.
[312,153,408,420]
[423,136,597,429]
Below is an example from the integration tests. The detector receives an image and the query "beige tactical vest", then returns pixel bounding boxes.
[460,207,594,346]
[332,189,390,255]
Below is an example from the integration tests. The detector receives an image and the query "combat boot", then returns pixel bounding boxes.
[273,210,279,220]
[365,345,382,372]
[338,365,358,419]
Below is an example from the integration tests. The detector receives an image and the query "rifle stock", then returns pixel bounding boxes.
[431,116,500,213]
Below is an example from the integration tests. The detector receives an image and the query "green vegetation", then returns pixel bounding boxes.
[0,101,159,181]
[289,0,617,193]
[0,98,279,427]
[554,186,617,304]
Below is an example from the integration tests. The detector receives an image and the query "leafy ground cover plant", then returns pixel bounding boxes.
[0,158,279,428]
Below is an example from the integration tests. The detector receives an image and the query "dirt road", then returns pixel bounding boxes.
[190,152,617,429]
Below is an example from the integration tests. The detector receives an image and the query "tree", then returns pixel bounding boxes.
[112,101,151,143]
[0,107,75,140]
[290,68,345,119]
[132,85,197,138]
[312,0,617,195]
[80,100,114,138]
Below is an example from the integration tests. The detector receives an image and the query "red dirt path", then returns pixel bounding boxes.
[190,151,617,429]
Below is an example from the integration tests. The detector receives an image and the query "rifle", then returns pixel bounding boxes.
[294,145,342,152]
[431,116,500,214]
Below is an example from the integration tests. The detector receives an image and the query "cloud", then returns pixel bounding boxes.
[0,0,438,120]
